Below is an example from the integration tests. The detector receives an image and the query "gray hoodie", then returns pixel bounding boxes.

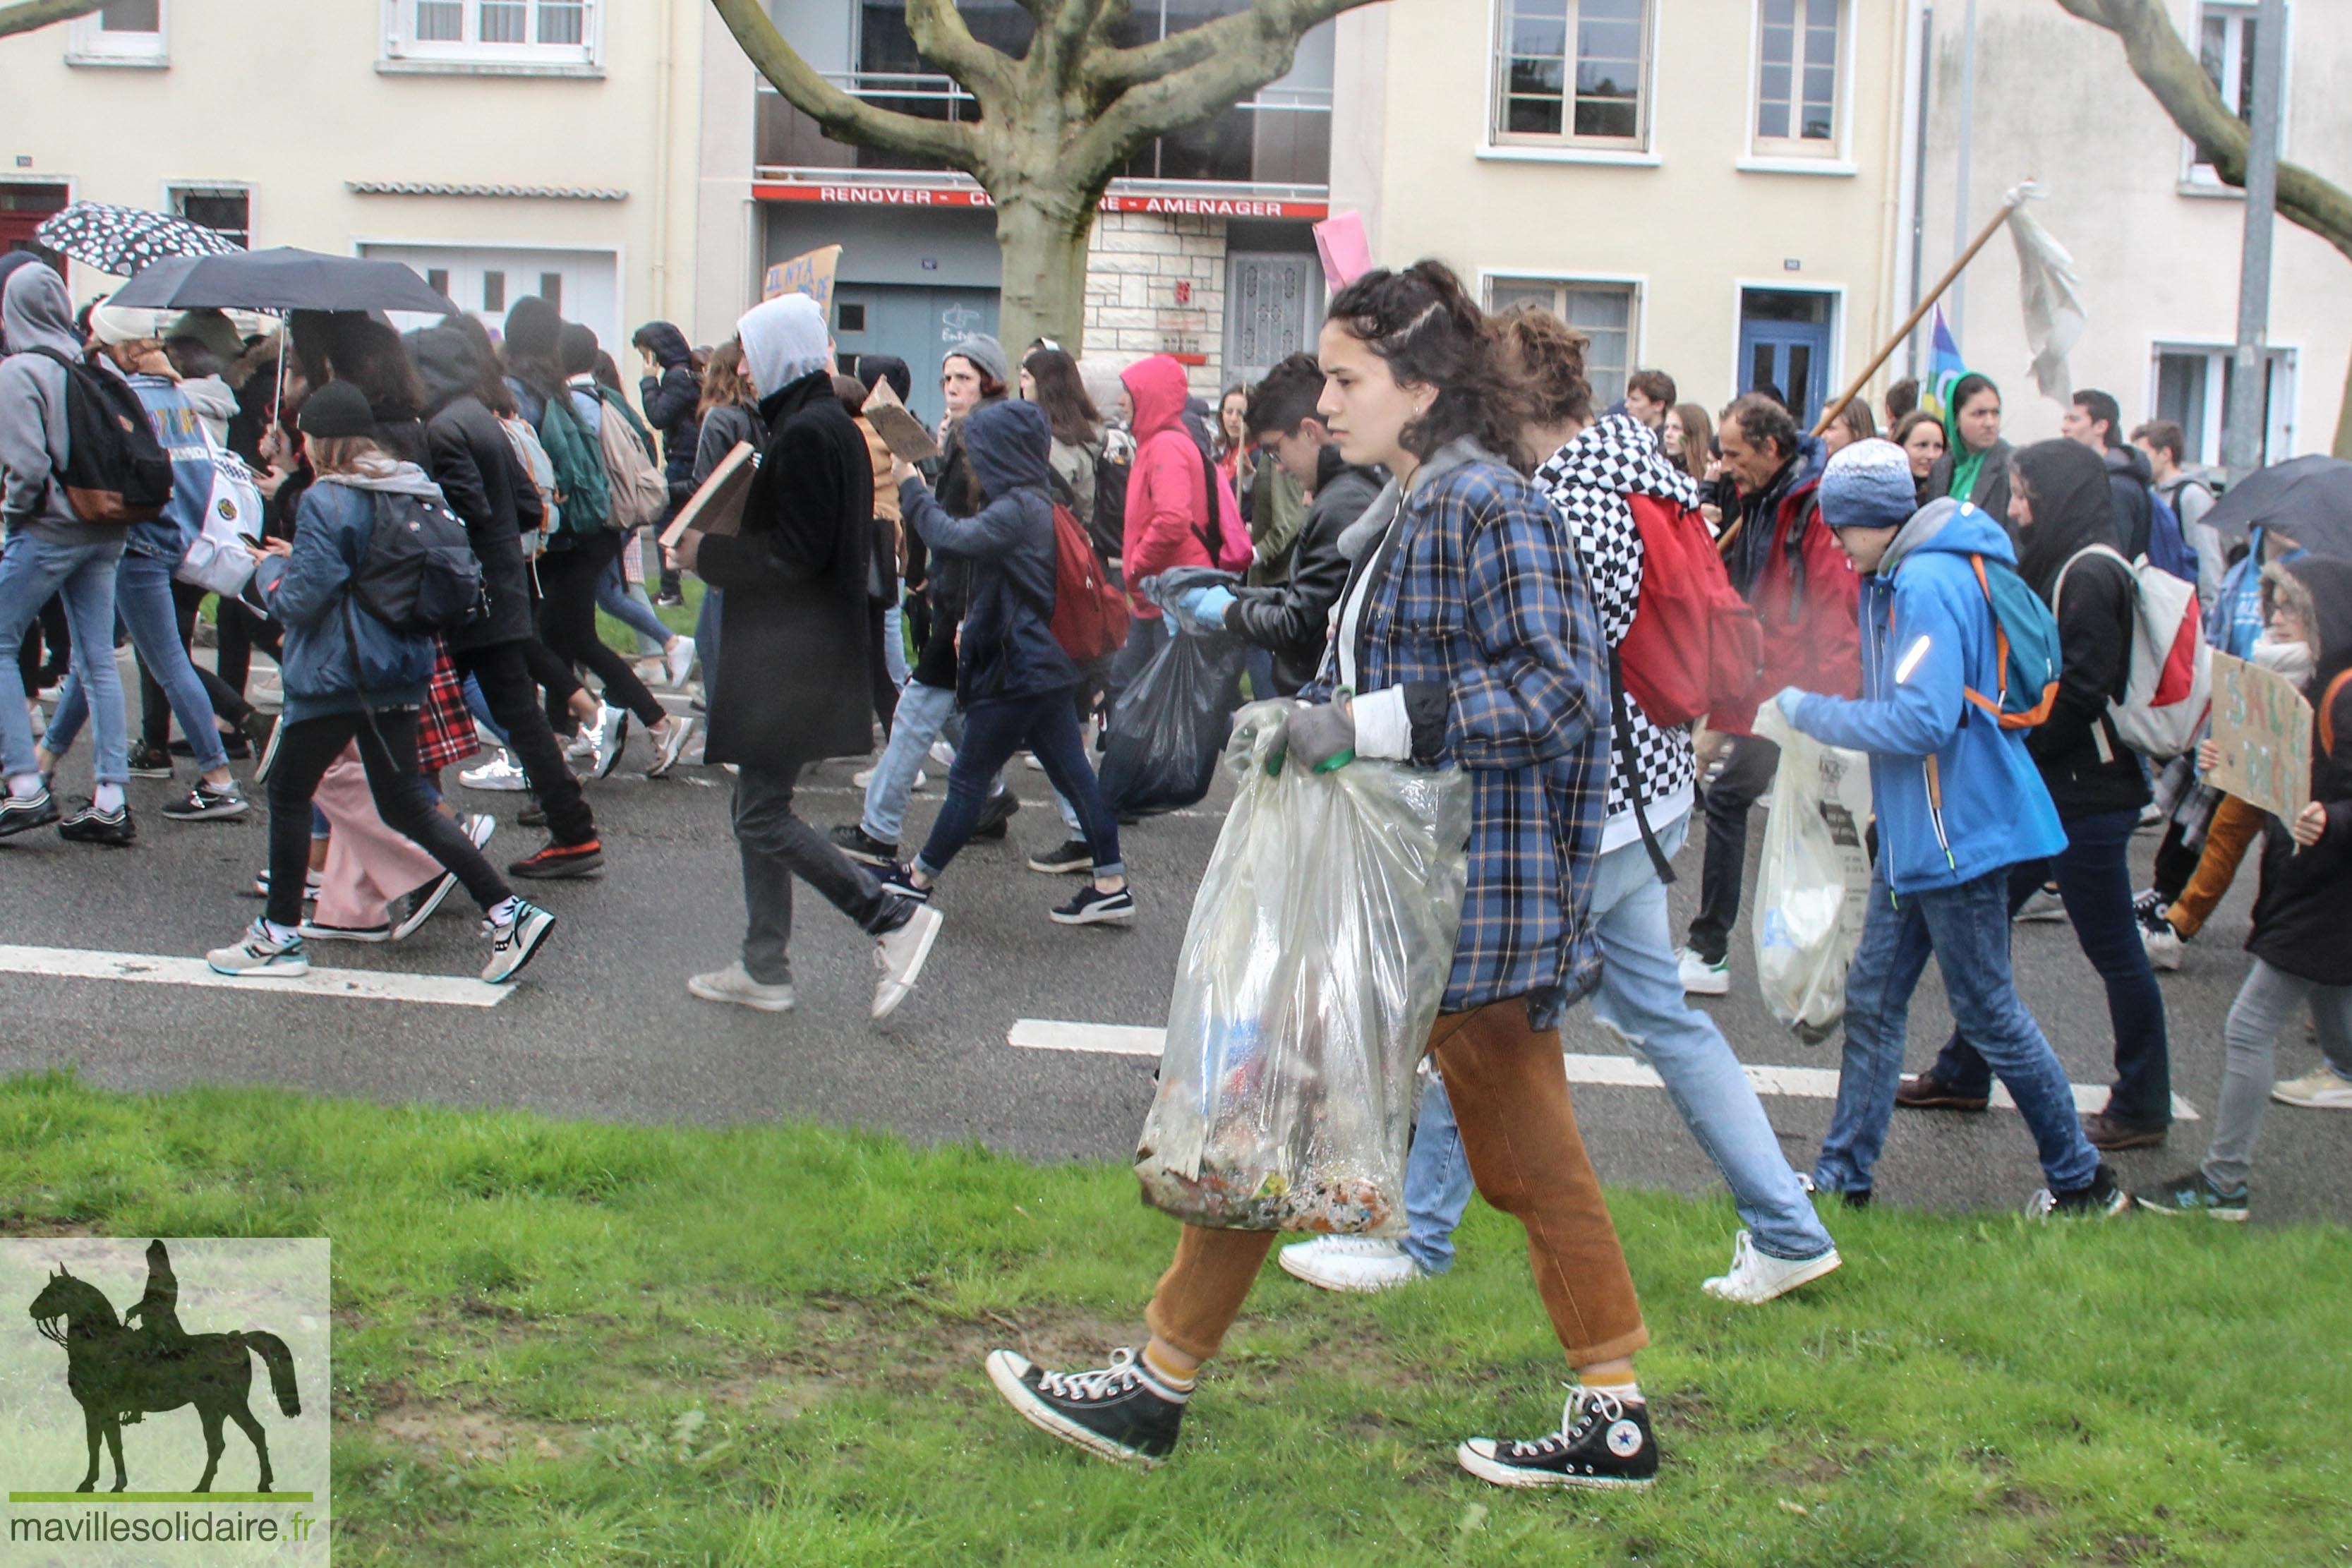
[0,264,116,545]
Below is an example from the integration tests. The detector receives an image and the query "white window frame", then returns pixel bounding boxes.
[162,183,253,251]
[2147,339,2296,467]
[1740,0,1857,175]
[1483,0,1660,162]
[2182,1,2291,194]
[1479,270,1647,408]
[66,1,169,68]
[378,0,603,77]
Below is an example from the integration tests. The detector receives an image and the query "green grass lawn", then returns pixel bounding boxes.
[595,571,703,660]
[3,1069,2344,1567]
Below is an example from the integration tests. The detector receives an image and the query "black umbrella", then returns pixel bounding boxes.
[107,247,457,315]
[2202,455,2352,559]
[32,202,242,276]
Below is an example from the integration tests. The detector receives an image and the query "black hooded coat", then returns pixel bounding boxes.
[634,322,701,506]
[2015,439,2149,815]
[2248,555,2352,985]
[411,325,539,650]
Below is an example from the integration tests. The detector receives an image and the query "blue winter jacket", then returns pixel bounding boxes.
[125,373,217,565]
[898,399,1078,706]
[1783,498,2065,897]
[250,468,440,722]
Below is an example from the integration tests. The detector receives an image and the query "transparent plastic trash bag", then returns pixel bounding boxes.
[1134,700,1472,1235]
[1751,701,1874,1044]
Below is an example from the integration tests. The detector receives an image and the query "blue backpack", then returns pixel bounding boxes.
[1960,548,2062,730]
[2142,486,2199,588]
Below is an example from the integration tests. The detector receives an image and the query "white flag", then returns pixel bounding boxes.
[2006,186,2087,403]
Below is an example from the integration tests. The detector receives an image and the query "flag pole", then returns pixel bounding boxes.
[1811,187,2026,438]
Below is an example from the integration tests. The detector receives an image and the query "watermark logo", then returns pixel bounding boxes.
[3,1238,330,1565]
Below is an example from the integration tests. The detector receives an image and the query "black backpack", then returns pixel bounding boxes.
[1091,441,1130,577]
[25,346,173,524]
[350,490,488,635]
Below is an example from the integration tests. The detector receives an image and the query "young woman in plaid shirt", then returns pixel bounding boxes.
[986,263,1661,1491]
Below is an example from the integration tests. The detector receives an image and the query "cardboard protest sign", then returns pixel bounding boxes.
[860,375,941,463]
[658,442,757,549]
[2207,651,2312,824]
[763,244,842,309]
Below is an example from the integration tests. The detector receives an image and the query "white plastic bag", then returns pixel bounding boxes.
[1133,701,1471,1235]
[1751,701,1874,1043]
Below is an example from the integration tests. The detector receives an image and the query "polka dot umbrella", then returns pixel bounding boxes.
[31,201,243,278]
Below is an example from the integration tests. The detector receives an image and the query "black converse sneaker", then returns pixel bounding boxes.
[878,862,930,903]
[2025,1160,2131,1219]
[984,1346,1186,1468]
[1457,1386,1659,1490]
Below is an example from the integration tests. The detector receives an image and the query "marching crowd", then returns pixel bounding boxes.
[3,245,2348,1490]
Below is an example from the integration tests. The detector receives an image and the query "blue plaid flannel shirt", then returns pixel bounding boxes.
[1312,444,1611,1027]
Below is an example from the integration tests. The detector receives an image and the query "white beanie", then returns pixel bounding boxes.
[735,294,831,399]
[88,298,166,347]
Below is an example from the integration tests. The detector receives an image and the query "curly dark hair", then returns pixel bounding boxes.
[1490,303,1592,430]
[1324,260,1531,462]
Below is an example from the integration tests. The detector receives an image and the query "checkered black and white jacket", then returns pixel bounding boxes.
[1533,415,1704,838]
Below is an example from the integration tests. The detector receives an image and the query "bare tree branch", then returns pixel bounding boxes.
[710,0,976,166]
[903,0,1017,107]
[0,0,104,38]
[2057,0,2352,265]
[1083,0,1365,103]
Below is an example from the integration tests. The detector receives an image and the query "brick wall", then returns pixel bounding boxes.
[1079,210,1227,397]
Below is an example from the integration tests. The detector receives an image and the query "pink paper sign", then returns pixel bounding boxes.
[1314,212,1374,292]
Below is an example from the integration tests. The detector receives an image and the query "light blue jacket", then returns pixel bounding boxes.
[1783,498,2065,897]
[124,373,216,565]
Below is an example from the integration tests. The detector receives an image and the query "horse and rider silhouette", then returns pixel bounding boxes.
[25,1241,301,1494]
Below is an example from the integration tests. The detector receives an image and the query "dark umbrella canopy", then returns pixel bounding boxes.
[2202,454,2352,558]
[32,202,241,277]
[108,247,457,315]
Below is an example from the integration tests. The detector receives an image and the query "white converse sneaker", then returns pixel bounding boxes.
[1700,1231,1843,1305]
[1677,948,1730,996]
[663,634,698,689]
[872,903,943,1020]
[461,752,531,792]
[687,961,796,1013]
[1277,1235,1426,1293]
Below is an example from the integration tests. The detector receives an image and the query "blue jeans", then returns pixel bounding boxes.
[913,685,1122,881]
[881,601,909,689]
[596,542,671,656]
[1815,862,2103,1198]
[1926,805,2171,1126]
[1400,816,1835,1272]
[1243,644,1278,702]
[859,680,1003,847]
[0,531,128,786]
[46,549,228,773]
[694,586,723,681]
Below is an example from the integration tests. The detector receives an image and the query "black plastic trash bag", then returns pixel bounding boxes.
[1097,629,1246,817]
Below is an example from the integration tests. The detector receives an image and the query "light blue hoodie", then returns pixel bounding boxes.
[1783,497,2065,897]
[123,372,217,565]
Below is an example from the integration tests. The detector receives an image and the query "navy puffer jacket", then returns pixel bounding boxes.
[634,321,701,506]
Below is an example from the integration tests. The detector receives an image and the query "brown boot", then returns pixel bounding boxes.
[2080,1110,2168,1151]
[1893,1073,1989,1112]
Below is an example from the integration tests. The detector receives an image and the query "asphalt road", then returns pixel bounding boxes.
[4,673,2346,1227]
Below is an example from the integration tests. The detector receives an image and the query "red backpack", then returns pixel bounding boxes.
[1618,493,1764,727]
[1049,501,1129,662]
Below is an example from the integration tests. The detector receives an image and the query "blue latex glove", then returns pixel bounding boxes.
[1772,686,1812,728]
[1174,584,1237,636]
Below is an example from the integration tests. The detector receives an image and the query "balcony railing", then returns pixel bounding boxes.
[756,73,1331,191]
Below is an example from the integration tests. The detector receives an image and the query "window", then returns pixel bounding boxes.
[380,0,600,72]
[66,0,168,66]
[538,272,562,313]
[2187,2,2286,187]
[1492,0,1651,150]
[481,270,506,312]
[836,302,868,334]
[2152,344,2295,467]
[1486,278,1638,407]
[166,187,248,250]
[1754,0,1843,153]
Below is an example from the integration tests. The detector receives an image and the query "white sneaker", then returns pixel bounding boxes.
[1678,948,1730,996]
[928,740,957,769]
[1277,1235,1426,1293]
[565,728,596,761]
[481,900,556,984]
[2272,1066,2352,1109]
[664,635,698,689]
[872,903,943,1020]
[852,765,924,792]
[648,714,696,778]
[587,702,629,780]
[464,813,496,850]
[461,752,531,792]
[687,961,796,1013]
[206,920,310,977]
[1701,1231,1843,1305]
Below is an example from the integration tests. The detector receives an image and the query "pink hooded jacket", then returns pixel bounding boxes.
[1118,354,1251,617]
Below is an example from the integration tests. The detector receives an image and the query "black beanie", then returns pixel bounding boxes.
[298,380,377,439]
[856,354,912,404]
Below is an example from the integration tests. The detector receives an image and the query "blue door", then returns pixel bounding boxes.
[1737,289,1835,428]
[832,284,1001,430]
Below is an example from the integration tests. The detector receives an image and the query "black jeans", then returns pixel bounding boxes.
[732,764,908,986]
[14,593,68,694]
[214,596,281,700]
[450,639,596,847]
[265,708,511,930]
[913,686,1123,881]
[536,532,664,728]
[1928,806,2173,1127]
[141,578,251,747]
[867,601,898,740]
[1686,732,1781,964]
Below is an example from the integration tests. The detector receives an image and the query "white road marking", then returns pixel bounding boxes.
[0,945,509,1008]
[1008,1020,2199,1119]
